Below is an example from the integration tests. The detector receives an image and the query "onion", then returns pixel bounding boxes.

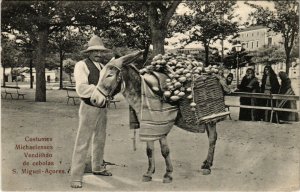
[178,92,185,97]
[190,102,196,107]
[170,96,180,101]
[164,91,171,97]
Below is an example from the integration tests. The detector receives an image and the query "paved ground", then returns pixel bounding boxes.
[1,88,300,191]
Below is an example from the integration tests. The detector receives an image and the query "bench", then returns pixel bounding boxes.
[63,86,120,107]
[226,92,300,123]
[1,86,26,99]
[64,86,80,105]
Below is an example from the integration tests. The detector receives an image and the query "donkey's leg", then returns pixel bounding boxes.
[159,136,173,183]
[142,141,155,182]
[201,123,217,175]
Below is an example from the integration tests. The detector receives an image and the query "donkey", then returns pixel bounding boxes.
[90,51,218,183]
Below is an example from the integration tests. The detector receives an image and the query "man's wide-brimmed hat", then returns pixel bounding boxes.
[82,35,111,53]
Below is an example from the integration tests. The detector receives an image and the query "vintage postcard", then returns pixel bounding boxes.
[1,1,299,191]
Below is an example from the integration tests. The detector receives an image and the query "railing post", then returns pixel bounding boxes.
[295,74,300,118]
[270,94,274,123]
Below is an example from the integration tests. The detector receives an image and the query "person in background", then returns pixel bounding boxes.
[277,71,299,122]
[215,67,231,95]
[237,68,260,121]
[226,73,234,86]
[70,35,113,188]
[260,65,280,122]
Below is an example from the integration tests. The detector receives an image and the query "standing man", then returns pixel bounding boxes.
[70,35,113,188]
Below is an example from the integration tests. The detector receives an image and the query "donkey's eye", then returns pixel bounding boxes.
[107,73,114,77]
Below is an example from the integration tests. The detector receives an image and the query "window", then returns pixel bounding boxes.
[268,37,272,47]
[252,33,254,37]
[246,33,248,37]
[246,42,248,48]
[251,42,254,49]
[256,41,259,47]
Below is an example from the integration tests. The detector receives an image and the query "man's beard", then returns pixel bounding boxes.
[91,56,103,63]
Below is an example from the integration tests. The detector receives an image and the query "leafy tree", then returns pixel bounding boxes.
[2,1,69,101]
[1,1,112,101]
[63,58,76,84]
[100,2,152,62]
[249,45,285,66]
[44,54,60,70]
[173,1,239,66]
[3,25,37,88]
[1,36,20,86]
[49,27,87,89]
[94,2,181,58]
[223,41,253,86]
[247,0,299,74]
[290,39,299,59]
[223,40,253,69]
[1,1,181,100]
[223,48,253,69]
[209,47,223,65]
[146,1,182,55]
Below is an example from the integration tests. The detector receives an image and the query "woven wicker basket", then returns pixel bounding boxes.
[178,74,230,130]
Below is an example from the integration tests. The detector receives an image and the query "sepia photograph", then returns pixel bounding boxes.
[1,0,299,191]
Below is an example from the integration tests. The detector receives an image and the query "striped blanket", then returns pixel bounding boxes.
[139,76,178,141]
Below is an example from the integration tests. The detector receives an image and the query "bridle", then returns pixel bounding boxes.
[95,64,125,106]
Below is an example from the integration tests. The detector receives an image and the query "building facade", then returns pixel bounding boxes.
[238,25,283,51]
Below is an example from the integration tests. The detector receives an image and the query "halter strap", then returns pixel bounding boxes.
[96,65,123,102]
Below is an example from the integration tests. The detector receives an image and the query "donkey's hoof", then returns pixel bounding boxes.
[202,169,211,175]
[142,175,152,182]
[163,175,173,183]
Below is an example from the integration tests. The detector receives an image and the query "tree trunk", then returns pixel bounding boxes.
[284,39,292,75]
[147,2,180,55]
[284,26,296,75]
[11,67,14,82]
[3,67,6,87]
[221,36,224,63]
[59,50,64,89]
[29,56,33,89]
[204,43,210,67]
[35,27,49,102]
[151,28,166,55]
[285,52,291,75]
[142,43,150,63]
[69,74,73,84]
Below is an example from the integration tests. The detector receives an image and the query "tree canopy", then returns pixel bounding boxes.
[173,0,239,66]
[1,1,113,101]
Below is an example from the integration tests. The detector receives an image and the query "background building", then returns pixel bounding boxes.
[238,25,283,51]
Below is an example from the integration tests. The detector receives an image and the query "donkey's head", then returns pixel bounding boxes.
[90,50,143,107]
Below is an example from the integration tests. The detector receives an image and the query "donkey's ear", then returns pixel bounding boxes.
[119,50,144,66]
[106,50,144,69]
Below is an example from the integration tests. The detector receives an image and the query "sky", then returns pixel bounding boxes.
[233,1,275,24]
[176,1,275,24]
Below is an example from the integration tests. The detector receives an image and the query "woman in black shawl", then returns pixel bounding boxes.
[259,65,280,122]
[277,71,299,122]
[237,68,260,121]
[226,73,234,85]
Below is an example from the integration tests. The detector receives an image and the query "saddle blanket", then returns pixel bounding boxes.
[139,76,178,141]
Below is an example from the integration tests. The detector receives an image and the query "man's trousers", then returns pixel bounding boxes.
[70,101,107,182]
